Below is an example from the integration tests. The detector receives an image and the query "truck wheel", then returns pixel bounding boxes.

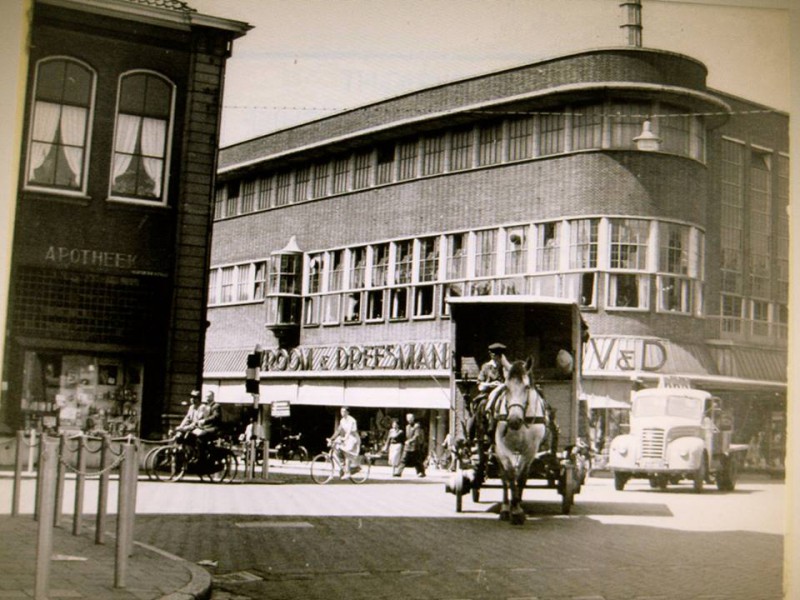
[693,456,707,493]
[614,472,629,491]
[717,455,738,492]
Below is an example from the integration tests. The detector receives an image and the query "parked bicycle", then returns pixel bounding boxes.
[276,432,309,463]
[148,435,238,483]
[310,439,377,484]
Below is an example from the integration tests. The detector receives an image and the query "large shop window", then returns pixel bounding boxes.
[26,58,95,194]
[110,72,174,204]
[21,351,142,435]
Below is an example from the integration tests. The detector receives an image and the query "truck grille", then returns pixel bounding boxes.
[640,428,665,459]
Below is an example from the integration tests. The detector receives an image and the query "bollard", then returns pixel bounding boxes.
[34,437,58,600]
[114,442,135,588]
[73,434,86,535]
[34,432,44,521]
[53,432,67,527]
[27,428,36,474]
[260,438,270,480]
[95,434,110,545]
[126,441,138,558]
[246,439,255,479]
[12,430,24,516]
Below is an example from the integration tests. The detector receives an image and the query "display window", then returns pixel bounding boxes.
[21,351,143,435]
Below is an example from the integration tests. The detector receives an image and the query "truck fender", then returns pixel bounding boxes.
[666,436,704,468]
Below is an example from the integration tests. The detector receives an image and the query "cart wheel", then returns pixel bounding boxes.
[560,466,575,515]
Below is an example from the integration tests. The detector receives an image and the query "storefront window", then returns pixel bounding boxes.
[21,351,142,435]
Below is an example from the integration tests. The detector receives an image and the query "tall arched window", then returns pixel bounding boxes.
[26,57,95,193]
[110,71,174,203]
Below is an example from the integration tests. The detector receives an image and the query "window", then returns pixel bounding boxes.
[720,139,744,294]
[720,294,743,334]
[418,237,439,282]
[332,157,350,193]
[751,300,769,337]
[353,151,373,189]
[366,290,385,321]
[535,222,560,272]
[240,179,256,213]
[776,155,789,303]
[393,241,413,285]
[110,71,174,202]
[568,219,597,306]
[539,113,564,156]
[397,140,418,181]
[27,58,95,193]
[478,123,502,166]
[659,222,689,274]
[609,102,649,149]
[214,186,224,219]
[390,288,408,320]
[220,266,235,303]
[269,255,301,295]
[450,128,473,171]
[446,233,468,280]
[508,117,533,161]
[304,297,320,326]
[350,247,367,289]
[343,292,362,323]
[307,253,324,294]
[253,261,267,300]
[256,175,273,209]
[237,264,252,301]
[275,171,292,206]
[608,273,649,309]
[658,105,691,156]
[323,295,341,324]
[609,219,649,270]
[312,163,329,198]
[505,226,527,275]
[422,134,445,176]
[328,250,344,292]
[207,269,218,304]
[376,144,395,184]
[224,181,239,217]
[414,285,435,318]
[371,244,389,287]
[658,276,691,313]
[474,230,497,278]
[294,166,310,202]
[749,150,772,296]
[571,103,603,150]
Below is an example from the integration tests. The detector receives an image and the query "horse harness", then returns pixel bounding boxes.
[487,384,547,426]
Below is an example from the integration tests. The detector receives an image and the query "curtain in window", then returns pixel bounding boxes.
[112,114,140,181]
[141,117,166,194]
[59,105,87,182]
[28,101,61,175]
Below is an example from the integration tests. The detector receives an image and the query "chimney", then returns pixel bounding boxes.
[620,0,643,47]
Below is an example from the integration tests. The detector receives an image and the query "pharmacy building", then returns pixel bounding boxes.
[204,45,788,471]
[1,0,249,439]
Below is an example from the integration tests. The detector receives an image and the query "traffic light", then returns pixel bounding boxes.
[245,350,262,395]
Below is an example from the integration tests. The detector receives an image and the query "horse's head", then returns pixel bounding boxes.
[504,357,534,430]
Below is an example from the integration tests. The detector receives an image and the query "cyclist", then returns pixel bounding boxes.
[329,406,360,479]
[175,390,205,445]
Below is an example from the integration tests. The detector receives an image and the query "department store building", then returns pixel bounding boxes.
[204,38,788,467]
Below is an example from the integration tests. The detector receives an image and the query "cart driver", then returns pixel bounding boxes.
[467,342,512,441]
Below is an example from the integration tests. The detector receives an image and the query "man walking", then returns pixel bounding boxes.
[397,413,426,478]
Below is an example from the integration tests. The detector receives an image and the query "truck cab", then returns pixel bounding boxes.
[608,385,742,493]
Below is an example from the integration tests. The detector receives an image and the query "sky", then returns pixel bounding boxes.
[187,0,792,148]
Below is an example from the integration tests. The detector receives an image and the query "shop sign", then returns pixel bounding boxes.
[271,400,291,417]
[583,336,668,373]
[44,245,138,270]
[262,342,449,373]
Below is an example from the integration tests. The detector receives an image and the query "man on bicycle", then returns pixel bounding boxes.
[175,390,205,445]
[329,406,360,479]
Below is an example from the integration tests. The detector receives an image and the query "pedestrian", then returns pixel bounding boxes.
[383,418,405,476]
[398,413,426,477]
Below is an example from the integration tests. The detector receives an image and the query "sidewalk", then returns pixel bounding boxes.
[0,513,211,599]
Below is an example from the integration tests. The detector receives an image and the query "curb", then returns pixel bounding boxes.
[132,539,212,600]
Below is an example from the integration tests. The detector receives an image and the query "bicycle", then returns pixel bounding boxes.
[310,440,373,484]
[148,435,238,483]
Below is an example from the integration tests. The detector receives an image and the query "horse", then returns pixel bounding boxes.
[492,358,547,525]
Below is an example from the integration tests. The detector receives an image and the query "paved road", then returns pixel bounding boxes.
[2,464,785,600]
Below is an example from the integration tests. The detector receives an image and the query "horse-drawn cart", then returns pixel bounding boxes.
[444,297,590,521]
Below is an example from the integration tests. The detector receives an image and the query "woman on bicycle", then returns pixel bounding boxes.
[330,406,360,479]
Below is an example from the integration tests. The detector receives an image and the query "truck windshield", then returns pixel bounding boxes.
[633,394,704,419]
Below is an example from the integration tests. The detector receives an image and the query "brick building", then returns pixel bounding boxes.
[1,0,249,438]
[205,41,788,467]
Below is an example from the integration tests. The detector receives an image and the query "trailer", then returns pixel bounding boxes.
[444,296,590,515]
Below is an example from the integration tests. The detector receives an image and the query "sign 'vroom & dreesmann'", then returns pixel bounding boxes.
[260,336,677,376]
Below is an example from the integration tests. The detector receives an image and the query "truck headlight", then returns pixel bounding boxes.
[616,446,628,457]
[680,449,690,460]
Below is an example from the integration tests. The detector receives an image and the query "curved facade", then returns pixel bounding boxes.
[206,47,788,470]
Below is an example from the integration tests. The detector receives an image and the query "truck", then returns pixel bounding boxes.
[608,383,746,493]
